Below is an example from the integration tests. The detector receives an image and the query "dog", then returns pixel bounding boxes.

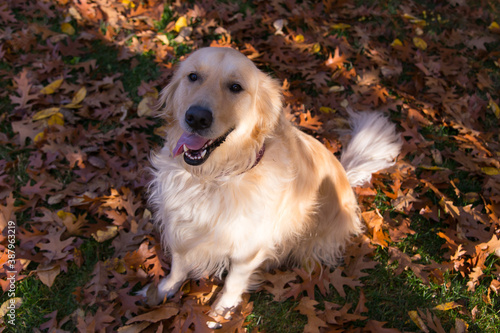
[142,47,401,319]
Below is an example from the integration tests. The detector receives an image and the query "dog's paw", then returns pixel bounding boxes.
[136,283,174,306]
[206,320,223,330]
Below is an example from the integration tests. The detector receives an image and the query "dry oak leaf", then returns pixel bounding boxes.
[324,301,366,325]
[363,320,400,333]
[362,210,391,248]
[298,110,322,131]
[388,247,430,284]
[37,228,75,261]
[294,297,328,333]
[418,308,446,333]
[126,304,179,325]
[344,235,378,278]
[283,267,328,299]
[328,268,363,298]
[10,68,38,110]
[262,269,298,301]
[36,264,61,287]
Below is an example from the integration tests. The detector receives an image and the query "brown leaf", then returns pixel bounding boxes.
[328,268,363,298]
[126,304,179,324]
[294,297,328,333]
[362,210,391,247]
[36,264,61,287]
[262,269,298,301]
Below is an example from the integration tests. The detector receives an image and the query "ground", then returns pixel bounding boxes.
[0,0,500,332]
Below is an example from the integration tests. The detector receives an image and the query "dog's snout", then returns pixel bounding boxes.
[185,106,213,131]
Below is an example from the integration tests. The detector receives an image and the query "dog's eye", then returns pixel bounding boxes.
[229,83,242,93]
[188,73,198,82]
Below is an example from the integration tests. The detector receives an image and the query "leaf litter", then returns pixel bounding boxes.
[0,0,499,332]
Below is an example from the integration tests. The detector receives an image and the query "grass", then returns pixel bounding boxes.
[1,239,114,332]
[248,293,306,332]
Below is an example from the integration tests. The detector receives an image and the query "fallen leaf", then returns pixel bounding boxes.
[61,22,75,35]
[36,264,61,287]
[0,298,22,317]
[433,301,462,311]
[408,310,429,332]
[488,99,500,119]
[40,78,63,95]
[174,16,187,32]
[92,226,119,242]
[413,37,427,50]
[126,304,179,324]
[33,107,61,121]
[64,87,86,108]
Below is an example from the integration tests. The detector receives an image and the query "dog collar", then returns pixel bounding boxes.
[248,144,265,171]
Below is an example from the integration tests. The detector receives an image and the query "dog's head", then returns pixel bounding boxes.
[157,47,282,177]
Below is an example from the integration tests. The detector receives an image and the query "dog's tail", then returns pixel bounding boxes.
[340,111,402,187]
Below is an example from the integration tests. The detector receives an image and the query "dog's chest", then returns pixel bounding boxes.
[161,171,277,243]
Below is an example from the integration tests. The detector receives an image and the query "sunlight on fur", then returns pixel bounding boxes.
[140,47,402,321]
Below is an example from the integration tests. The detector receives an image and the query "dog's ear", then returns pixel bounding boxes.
[254,73,283,138]
[155,75,181,123]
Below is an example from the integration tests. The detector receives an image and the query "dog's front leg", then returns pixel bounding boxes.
[157,251,190,300]
[212,250,266,319]
[138,251,190,304]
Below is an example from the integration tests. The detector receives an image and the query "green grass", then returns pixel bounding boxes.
[3,239,114,332]
[248,293,306,332]
[75,41,161,103]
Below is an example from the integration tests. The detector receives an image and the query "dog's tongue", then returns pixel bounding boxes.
[173,132,209,157]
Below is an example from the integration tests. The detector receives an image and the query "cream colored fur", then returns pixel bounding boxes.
[141,47,401,318]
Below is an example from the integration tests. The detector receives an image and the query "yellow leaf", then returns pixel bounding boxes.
[328,85,345,92]
[33,107,61,121]
[155,34,170,45]
[319,106,336,114]
[433,301,462,311]
[72,87,86,104]
[408,311,429,332]
[489,21,500,31]
[137,95,157,117]
[391,38,403,47]
[34,132,45,143]
[482,167,500,176]
[331,23,351,30]
[105,258,127,274]
[92,226,119,242]
[121,0,135,8]
[489,99,500,119]
[413,37,427,50]
[411,19,427,27]
[64,87,86,108]
[145,87,159,99]
[40,78,63,95]
[403,13,417,20]
[419,165,447,171]
[57,210,77,221]
[47,112,64,126]
[312,43,321,53]
[174,16,187,32]
[61,22,75,35]
[294,34,304,43]
[0,298,22,317]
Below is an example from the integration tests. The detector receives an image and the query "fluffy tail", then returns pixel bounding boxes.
[340,111,402,187]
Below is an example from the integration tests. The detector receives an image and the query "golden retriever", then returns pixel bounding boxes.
[141,47,401,320]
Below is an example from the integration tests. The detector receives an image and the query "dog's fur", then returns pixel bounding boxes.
[144,47,401,316]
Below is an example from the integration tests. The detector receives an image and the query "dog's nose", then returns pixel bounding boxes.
[185,106,213,131]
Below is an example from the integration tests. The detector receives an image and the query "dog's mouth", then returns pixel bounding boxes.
[172,129,233,166]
